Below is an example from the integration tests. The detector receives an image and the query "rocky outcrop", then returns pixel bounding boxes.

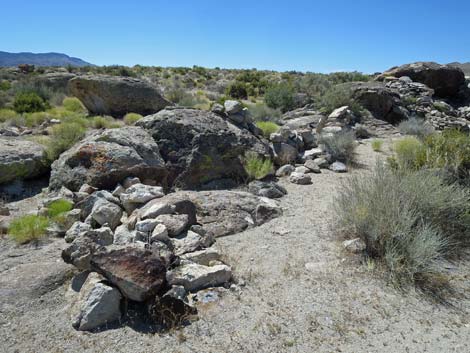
[0,137,49,185]
[35,72,76,94]
[68,75,171,118]
[49,127,167,191]
[377,62,466,97]
[136,108,270,189]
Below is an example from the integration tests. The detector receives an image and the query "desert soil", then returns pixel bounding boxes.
[1,140,469,353]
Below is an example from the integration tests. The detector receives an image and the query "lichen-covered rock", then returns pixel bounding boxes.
[90,247,168,302]
[136,108,270,189]
[68,75,171,117]
[50,127,167,191]
[0,137,49,185]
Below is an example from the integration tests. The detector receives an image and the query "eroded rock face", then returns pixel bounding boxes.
[0,137,49,185]
[90,247,167,302]
[68,75,171,118]
[136,108,270,189]
[378,62,465,97]
[49,127,167,191]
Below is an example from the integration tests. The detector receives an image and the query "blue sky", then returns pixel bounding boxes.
[4,0,470,73]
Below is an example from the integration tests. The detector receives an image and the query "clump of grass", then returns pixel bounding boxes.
[399,117,434,139]
[243,152,273,180]
[8,215,50,245]
[48,199,73,218]
[63,97,87,113]
[0,108,18,123]
[246,102,281,122]
[391,136,427,171]
[89,116,121,129]
[371,139,383,152]
[335,162,470,296]
[123,113,143,125]
[319,130,357,164]
[255,121,280,138]
[45,122,86,161]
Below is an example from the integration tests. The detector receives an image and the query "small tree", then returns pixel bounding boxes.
[13,92,48,113]
[226,81,248,100]
[264,83,295,113]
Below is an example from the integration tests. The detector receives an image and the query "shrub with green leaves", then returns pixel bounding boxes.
[13,92,48,113]
[256,121,280,138]
[226,81,248,100]
[264,83,295,113]
[89,116,121,129]
[0,80,11,91]
[243,152,273,180]
[47,199,73,218]
[371,139,383,152]
[399,117,434,139]
[392,137,427,171]
[247,102,281,122]
[0,109,18,123]
[318,84,361,115]
[63,97,87,113]
[335,163,470,295]
[123,113,143,125]
[319,130,357,164]
[8,215,50,245]
[45,122,86,161]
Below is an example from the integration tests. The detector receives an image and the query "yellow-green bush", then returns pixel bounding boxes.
[8,215,50,244]
[371,139,383,152]
[45,122,86,161]
[63,97,87,113]
[392,136,427,170]
[243,152,273,180]
[89,116,121,129]
[0,108,18,123]
[256,121,280,138]
[123,113,143,125]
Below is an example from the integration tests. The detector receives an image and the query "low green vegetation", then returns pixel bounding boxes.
[255,121,280,138]
[246,102,281,122]
[319,130,357,164]
[243,152,273,180]
[45,122,86,161]
[318,84,361,115]
[47,199,73,218]
[8,215,50,245]
[13,92,48,113]
[124,112,143,125]
[398,117,434,139]
[264,83,295,113]
[371,139,383,152]
[62,97,87,113]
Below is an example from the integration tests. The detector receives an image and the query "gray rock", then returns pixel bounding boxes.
[272,143,298,165]
[171,230,203,256]
[122,177,141,189]
[111,184,125,198]
[313,157,329,168]
[89,199,122,230]
[329,161,348,173]
[136,108,270,189]
[72,274,122,331]
[248,180,287,199]
[0,137,49,185]
[78,184,97,195]
[294,166,310,174]
[255,202,283,225]
[166,263,232,292]
[275,164,295,177]
[211,103,224,115]
[68,75,171,118]
[180,247,221,266]
[343,238,366,253]
[224,100,243,115]
[289,172,312,185]
[304,160,321,173]
[150,224,168,243]
[154,214,189,237]
[139,201,175,220]
[65,221,92,243]
[50,127,167,191]
[120,183,164,213]
[113,224,136,245]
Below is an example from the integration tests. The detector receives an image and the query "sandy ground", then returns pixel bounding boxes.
[1,140,469,353]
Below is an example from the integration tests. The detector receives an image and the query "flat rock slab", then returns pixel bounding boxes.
[90,247,167,302]
[166,263,232,292]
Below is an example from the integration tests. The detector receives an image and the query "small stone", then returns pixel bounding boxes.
[120,183,164,213]
[304,160,321,173]
[303,148,323,160]
[135,219,159,233]
[275,164,295,177]
[329,161,348,173]
[343,238,366,253]
[112,184,125,198]
[289,172,312,185]
[65,221,92,243]
[166,263,232,292]
[313,157,329,168]
[294,166,310,174]
[113,224,136,245]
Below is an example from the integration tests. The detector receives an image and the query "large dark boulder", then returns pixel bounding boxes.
[377,62,465,97]
[0,137,49,185]
[68,75,171,118]
[50,127,167,191]
[136,108,270,189]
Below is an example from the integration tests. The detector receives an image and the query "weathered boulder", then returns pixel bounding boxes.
[119,183,164,213]
[304,160,321,173]
[50,127,167,191]
[89,199,122,230]
[0,137,49,185]
[90,247,167,302]
[71,273,122,331]
[271,143,298,165]
[329,161,348,173]
[68,75,171,118]
[136,108,270,189]
[154,214,189,237]
[289,172,312,185]
[171,230,203,256]
[248,180,287,199]
[166,264,231,292]
[275,164,295,177]
[378,62,465,97]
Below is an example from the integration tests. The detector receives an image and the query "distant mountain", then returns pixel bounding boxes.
[448,62,470,76]
[0,51,93,67]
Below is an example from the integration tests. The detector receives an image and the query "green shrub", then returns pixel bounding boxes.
[8,215,50,244]
[89,116,121,129]
[247,102,281,122]
[45,122,86,161]
[264,83,295,113]
[392,137,427,171]
[399,117,434,139]
[371,139,383,152]
[243,152,274,180]
[0,109,18,123]
[47,199,73,218]
[24,112,49,127]
[318,85,361,115]
[13,92,48,113]
[63,97,87,113]
[123,113,143,125]
[0,80,11,91]
[226,81,248,100]
[256,121,280,138]
[335,163,470,295]
[319,130,357,163]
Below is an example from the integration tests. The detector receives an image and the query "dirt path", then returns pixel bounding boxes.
[1,140,469,353]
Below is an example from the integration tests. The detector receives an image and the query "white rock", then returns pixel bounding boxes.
[140,201,175,220]
[180,247,221,266]
[135,219,159,233]
[343,238,366,253]
[294,166,310,174]
[275,164,295,177]
[171,230,203,256]
[224,100,243,115]
[166,263,232,292]
[120,183,164,213]
[329,161,348,173]
[65,221,91,243]
[303,147,323,160]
